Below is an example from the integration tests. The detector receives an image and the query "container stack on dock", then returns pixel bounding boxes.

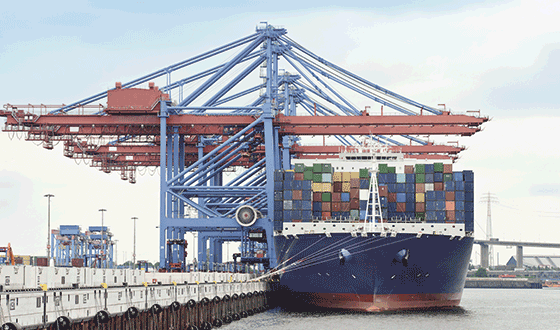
[274,162,474,232]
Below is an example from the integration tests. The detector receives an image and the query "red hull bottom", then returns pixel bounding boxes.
[302,292,463,312]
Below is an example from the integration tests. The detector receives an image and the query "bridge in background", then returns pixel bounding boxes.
[473,239,560,269]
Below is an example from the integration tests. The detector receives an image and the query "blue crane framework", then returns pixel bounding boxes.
[0,23,487,271]
[50,225,115,268]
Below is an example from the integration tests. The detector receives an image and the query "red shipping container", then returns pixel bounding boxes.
[443,164,453,173]
[388,193,397,203]
[416,202,425,212]
[332,192,341,202]
[350,189,359,200]
[322,212,331,220]
[434,182,444,191]
[36,257,48,267]
[404,165,414,174]
[71,258,84,267]
[334,182,343,192]
[416,183,425,193]
[295,173,304,180]
[341,202,350,212]
[446,211,456,220]
[350,199,360,209]
[332,202,341,212]
[350,178,360,188]
[445,191,455,201]
[322,202,332,212]
[379,185,388,196]
[397,202,406,212]
[292,190,302,200]
[313,192,322,202]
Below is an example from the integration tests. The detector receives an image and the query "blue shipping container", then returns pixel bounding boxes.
[359,200,367,210]
[283,210,292,221]
[435,191,445,200]
[405,183,415,193]
[397,183,406,193]
[284,172,295,181]
[274,200,283,210]
[274,210,283,221]
[426,201,436,211]
[455,211,465,221]
[406,193,415,203]
[425,173,434,183]
[463,170,474,182]
[397,193,406,203]
[388,203,397,212]
[293,181,302,190]
[274,191,283,201]
[292,210,302,220]
[293,200,302,210]
[406,203,415,212]
[378,173,388,184]
[397,173,406,183]
[465,202,474,212]
[455,191,465,201]
[302,210,313,221]
[302,200,312,210]
[426,191,437,201]
[283,190,293,200]
[465,191,474,202]
[274,170,284,181]
[313,202,322,211]
[388,183,398,193]
[455,181,465,191]
[406,173,415,182]
[341,193,350,202]
[387,173,397,183]
[274,181,283,190]
[426,211,437,221]
[465,183,474,192]
[436,211,446,221]
[455,201,465,211]
[284,181,293,190]
[360,179,369,189]
[380,197,388,208]
[302,180,312,190]
[435,201,446,211]
[302,190,312,200]
[453,172,463,181]
[434,172,443,182]
[445,181,455,191]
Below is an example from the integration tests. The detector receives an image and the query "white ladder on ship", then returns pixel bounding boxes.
[364,168,384,233]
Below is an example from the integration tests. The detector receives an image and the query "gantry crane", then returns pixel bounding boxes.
[1,23,487,271]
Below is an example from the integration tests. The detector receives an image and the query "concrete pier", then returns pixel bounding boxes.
[465,277,542,289]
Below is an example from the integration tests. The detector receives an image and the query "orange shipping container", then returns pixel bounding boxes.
[446,201,455,210]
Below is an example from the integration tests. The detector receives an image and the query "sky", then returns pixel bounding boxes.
[1,0,559,266]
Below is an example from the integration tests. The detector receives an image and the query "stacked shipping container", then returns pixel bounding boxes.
[273,162,474,232]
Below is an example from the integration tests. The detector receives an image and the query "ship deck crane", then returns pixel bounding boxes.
[0,243,15,265]
[1,23,488,270]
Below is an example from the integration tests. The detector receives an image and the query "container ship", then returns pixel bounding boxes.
[271,145,474,311]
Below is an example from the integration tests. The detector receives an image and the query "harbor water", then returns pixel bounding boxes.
[225,288,560,329]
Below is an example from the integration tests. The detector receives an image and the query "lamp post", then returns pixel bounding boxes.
[99,209,107,268]
[113,239,118,268]
[44,194,54,265]
[132,217,138,269]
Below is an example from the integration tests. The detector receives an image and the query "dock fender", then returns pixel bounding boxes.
[95,310,111,325]
[55,316,72,330]
[240,311,248,318]
[232,293,239,300]
[253,290,259,296]
[213,318,223,327]
[395,249,410,267]
[247,309,254,316]
[187,299,197,309]
[223,315,233,324]
[339,248,352,265]
[213,296,221,303]
[150,304,163,315]
[126,306,139,319]
[240,293,246,299]
[187,325,199,330]
[1,322,22,330]
[223,294,231,302]
[201,321,212,330]
[247,292,253,298]
[171,301,181,311]
[232,313,241,321]
[201,297,210,306]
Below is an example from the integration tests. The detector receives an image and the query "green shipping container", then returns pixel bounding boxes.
[322,192,332,202]
[304,166,313,172]
[378,164,389,174]
[313,173,323,183]
[434,163,444,172]
[359,168,369,178]
[443,173,453,182]
[294,163,305,173]
[415,212,425,220]
[416,173,425,183]
[322,163,332,173]
[313,164,322,173]
[304,171,313,181]
[388,167,396,174]
[415,164,425,174]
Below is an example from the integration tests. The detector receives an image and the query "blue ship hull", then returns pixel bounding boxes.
[273,232,473,311]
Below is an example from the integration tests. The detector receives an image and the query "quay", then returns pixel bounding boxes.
[465,277,542,289]
[0,265,270,330]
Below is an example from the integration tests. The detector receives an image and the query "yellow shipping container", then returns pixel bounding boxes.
[350,172,359,179]
[416,193,425,203]
[322,183,332,192]
[312,183,322,191]
[342,172,351,182]
[333,172,342,182]
[342,182,351,192]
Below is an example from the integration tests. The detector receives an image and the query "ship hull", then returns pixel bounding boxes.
[274,232,473,312]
